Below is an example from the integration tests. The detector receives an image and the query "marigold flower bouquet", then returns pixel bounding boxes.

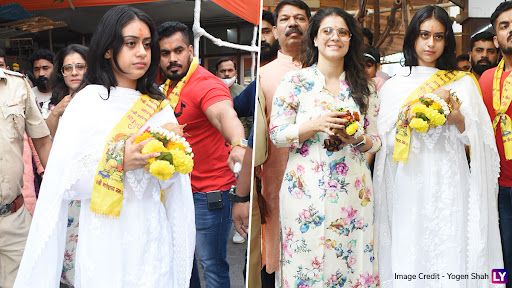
[323,107,362,152]
[336,107,361,136]
[406,92,450,133]
[134,127,194,180]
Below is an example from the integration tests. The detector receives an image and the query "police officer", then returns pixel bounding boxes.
[0,67,51,287]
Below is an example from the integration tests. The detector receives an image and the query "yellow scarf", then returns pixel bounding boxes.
[393,70,469,162]
[90,94,165,217]
[162,57,199,109]
[492,59,512,160]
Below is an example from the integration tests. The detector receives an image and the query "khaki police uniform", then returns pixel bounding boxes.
[0,68,49,287]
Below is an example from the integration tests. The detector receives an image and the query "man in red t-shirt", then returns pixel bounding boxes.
[480,2,512,285]
[157,22,246,288]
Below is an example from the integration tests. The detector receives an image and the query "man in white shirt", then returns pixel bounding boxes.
[29,49,54,119]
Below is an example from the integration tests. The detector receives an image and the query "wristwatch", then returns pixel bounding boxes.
[228,185,250,203]
[231,138,248,148]
[351,136,366,149]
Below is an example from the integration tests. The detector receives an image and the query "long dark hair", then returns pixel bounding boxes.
[83,5,164,100]
[302,7,369,113]
[49,44,88,106]
[403,5,457,70]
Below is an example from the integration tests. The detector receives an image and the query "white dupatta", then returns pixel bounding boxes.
[14,85,195,288]
[374,66,503,288]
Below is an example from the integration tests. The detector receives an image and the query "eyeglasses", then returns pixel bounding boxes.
[320,27,351,41]
[61,63,87,76]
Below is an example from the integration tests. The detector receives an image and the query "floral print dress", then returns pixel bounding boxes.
[61,200,80,286]
[269,66,381,288]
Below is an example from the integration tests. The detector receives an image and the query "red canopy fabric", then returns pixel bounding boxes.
[0,0,160,11]
[211,0,260,25]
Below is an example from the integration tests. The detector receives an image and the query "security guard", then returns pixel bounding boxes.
[0,68,51,287]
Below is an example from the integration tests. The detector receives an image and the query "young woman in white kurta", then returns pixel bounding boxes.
[374,6,503,288]
[14,6,194,288]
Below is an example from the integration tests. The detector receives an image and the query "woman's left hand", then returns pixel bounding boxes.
[434,88,465,132]
[446,94,464,127]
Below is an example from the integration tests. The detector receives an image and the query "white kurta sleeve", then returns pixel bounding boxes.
[364,87,382,153]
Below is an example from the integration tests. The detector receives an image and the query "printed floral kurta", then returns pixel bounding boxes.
[61,200,80,286]
[270,66,381,288]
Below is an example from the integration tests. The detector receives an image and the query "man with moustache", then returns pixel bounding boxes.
[29,49,55,119]
[258,0,310,280]
[470,31,499,78]
[260,10,278,66]
[157,21,246,288]
[479,2,512,287]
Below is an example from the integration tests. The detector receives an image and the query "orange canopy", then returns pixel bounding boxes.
[0,0,160,11]
[211,0,260,25]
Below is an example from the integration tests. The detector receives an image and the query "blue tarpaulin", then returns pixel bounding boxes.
[0,3,31,23]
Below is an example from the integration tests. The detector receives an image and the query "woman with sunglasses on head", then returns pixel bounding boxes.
[47,44,88,139]
[270,7,380,287]
[46,44,88,287]
[14,6,194,287]
[374,5,503,288]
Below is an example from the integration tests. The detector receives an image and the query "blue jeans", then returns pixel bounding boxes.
[189,191,232,288]
[499,186,512,288]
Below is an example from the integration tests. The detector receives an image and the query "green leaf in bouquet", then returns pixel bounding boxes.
[416,112,429,122]
[157,152,174,163]
[150,132,169,146]
[419,97,432,106]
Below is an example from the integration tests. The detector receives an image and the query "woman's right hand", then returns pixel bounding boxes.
[123,134,160,171]
[51,95,72,118]
[299,111,348,143]
[310,111,348,135]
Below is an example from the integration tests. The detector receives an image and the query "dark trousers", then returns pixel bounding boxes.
[261,266,275,288]
[499,186,512,288]
[189,191,232,288]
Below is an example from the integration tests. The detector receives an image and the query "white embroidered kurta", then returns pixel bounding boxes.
[14,85,195,288]
[270,66,381,288]
[374,66,504,288]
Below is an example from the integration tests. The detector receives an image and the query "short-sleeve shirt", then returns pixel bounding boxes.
[0,69,50,204]
[480,67,512,187]
[32,86,52,119]
[173,65,236,192]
